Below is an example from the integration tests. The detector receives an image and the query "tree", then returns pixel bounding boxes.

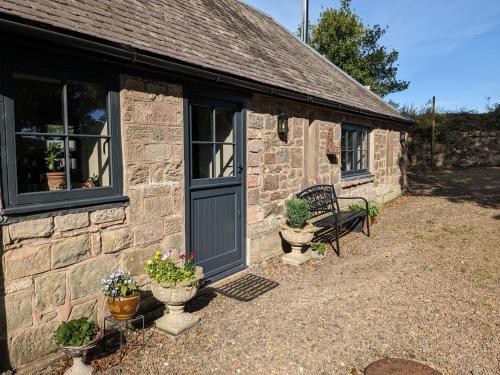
[309,0,409,97]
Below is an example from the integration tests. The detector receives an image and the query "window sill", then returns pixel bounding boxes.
[340,173,374,188]
[1,195,129,222]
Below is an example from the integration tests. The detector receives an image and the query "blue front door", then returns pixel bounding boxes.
[185,97,245,281]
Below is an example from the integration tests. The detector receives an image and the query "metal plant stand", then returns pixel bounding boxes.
[103,314,145,354]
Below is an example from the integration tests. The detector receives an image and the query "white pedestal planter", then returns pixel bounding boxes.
[280,224,315,266]
[150,266,204,336]
[61,334,100,375]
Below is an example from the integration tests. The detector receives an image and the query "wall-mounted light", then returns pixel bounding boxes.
[277,112,288,135]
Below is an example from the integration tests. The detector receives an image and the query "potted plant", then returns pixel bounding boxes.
[280,198,316,266]
[145,250,204,336]
[348,201,380,229]
[100,271,140,321]
[53,317,101,375]
[44,142,65,191]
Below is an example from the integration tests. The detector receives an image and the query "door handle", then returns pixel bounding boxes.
[237,164,244,174]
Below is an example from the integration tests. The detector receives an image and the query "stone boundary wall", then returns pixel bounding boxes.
[0,75,184,372]
[246,94,406,263]
[408,130,500,169]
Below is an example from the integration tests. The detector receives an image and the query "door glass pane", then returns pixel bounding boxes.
[341,130,347,149]
[215,109,234,143]
[341,151,347,171]
[215,144,234,177]
[16,135,67,193]
[192,144,213,179]
[13,74,62,134]
[67,81,108,135]
[69,137,110,189]
[192,105,212,142]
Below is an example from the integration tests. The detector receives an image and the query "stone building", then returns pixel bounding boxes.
[0,0,411,371]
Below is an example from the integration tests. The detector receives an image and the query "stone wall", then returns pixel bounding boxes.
[408,130,500,169]
[0,81,407,372]
[0,75,184,372]
[246,94,406,262]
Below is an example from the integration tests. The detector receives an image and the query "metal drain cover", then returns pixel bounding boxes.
[365,358,441,375]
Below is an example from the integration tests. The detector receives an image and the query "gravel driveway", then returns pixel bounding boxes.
[50,168,500,375]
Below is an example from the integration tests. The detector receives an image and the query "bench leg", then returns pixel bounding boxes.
[335,223,341,257]
[366,216,371,237]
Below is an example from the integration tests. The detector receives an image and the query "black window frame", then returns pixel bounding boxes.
[341,124,370,178]
[0,53,125,215]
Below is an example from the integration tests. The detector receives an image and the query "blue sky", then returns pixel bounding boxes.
[241,0,500,112]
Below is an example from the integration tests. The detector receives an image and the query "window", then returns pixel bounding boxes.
[0,60,124,214]
[191,104,236,179]
[341,125,369,177]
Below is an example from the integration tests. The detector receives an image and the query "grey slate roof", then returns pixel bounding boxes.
[0,0,407,122]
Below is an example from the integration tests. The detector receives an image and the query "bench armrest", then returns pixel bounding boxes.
[336,196,369,212]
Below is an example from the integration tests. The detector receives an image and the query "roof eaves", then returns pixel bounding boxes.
[0,11,414,125]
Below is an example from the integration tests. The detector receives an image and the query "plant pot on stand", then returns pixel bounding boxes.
[61,332,101,375]
[280,223,316,266]
[107,293,140,321]
[150,266,204,336]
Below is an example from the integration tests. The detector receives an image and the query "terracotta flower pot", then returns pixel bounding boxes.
[363,217,377,229]
[45,171,66,191]
[61,331,101,375]
[107,293,140,321]
[150,266,204,336]
[280,223,316,266]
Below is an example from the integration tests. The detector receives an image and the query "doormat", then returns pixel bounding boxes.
[365,358,442,375]
[214,274,279,302]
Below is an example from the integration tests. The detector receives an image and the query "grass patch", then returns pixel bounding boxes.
[472,268,491,286]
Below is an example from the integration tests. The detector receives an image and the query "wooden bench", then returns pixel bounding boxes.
[296,185,370,256]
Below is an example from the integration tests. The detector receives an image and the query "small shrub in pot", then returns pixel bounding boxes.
[281,198,315,266]
[286,198,311,228]
[348,201,380,226]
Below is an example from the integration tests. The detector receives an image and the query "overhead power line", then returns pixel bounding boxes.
[391,30,500,48]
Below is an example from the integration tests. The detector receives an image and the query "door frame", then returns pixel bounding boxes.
[183,84,248,283]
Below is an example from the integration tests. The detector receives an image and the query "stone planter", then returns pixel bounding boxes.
[107,293,140,321]
[45,171,66,191]
[150,266,204,336]
[60,332,101,375]
[280,223,316,266]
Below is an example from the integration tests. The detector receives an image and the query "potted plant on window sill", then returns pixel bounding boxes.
[145,250,204,336]
[53,317,101,375]
[281,198,316,266]
[100,271,140,321]
[44,142,65,191]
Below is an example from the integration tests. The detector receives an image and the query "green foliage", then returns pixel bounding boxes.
[45,142,64,171]
[100,271,138,298]
[286,198,311,229]
[145,250,197,286]
[309,0,409,97]
[391,100,500,141]
[54,317,97,347]
[311,242,326,255]
[348,201,380,221]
